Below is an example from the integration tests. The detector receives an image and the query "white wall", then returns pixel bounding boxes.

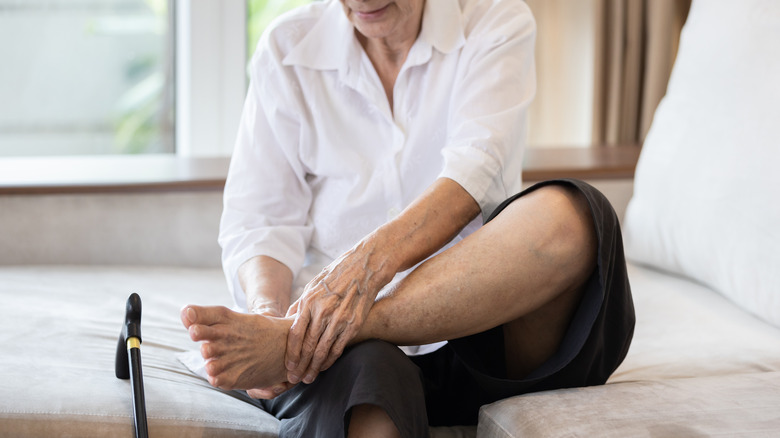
[526,0,596,148]
[0,191,223,267]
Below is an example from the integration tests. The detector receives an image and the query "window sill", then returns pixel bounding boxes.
[0,155,229,195]
[0,145,640,195]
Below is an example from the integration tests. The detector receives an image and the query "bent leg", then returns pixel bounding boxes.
[183,180,627,400]
[358,183,597,376]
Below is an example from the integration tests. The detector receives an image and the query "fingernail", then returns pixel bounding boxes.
[289,374,300,384]
[303,374,314,384]
[187,307,197,322]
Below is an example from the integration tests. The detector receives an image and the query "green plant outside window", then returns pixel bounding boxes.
[247,0,312,61]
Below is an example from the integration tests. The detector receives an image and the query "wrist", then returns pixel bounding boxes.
[248,297,287,317]
[364,227,404,282]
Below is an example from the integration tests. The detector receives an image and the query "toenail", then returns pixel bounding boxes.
[187,307,197,322]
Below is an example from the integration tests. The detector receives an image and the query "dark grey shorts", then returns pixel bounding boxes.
[251,179,635,436]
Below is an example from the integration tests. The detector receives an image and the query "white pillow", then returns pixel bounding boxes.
[624,0,780,327]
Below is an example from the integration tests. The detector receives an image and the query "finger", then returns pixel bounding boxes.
[320,330,351,372]
[247,387,284,399]
[247,382,296,400]
[285,309,311,381]
[289,311,329,384]
[247,388,276,399]
[303,320,343,382]
[285,299,300,318]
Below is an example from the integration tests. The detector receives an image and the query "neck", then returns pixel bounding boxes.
[356,10,422,69]
[358,33,414,69]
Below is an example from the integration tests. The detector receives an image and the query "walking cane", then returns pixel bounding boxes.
[115,293,149,438]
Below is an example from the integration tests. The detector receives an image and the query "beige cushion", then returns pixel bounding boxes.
[476,262,780,437]
[0,266,279,438]
[478,371,780,438]
[0,266,477,438]
[610,264,780,383]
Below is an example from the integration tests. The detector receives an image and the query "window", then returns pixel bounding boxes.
[246,0,311,62]
[176,0,312,157]
[0,0,175,156]
[0,0,310,158]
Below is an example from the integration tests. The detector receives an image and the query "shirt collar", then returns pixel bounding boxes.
[282,0,466,72]
[419,0,466,55]
[282,1,357,72]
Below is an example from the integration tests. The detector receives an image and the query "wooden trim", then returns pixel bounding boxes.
[523,144,641,181]
[0,145,640,195]
[0,156,229,195]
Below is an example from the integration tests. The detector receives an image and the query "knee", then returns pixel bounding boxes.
[512,185,596,253]
[493,184,599,288]
[544,185,596,243]
[339,340,421,382]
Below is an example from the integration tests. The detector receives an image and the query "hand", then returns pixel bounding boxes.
[284,239,395,385]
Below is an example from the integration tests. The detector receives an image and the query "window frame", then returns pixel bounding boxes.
[175,0,247,157]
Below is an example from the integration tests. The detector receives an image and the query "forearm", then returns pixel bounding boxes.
[238,255,294,316]
[373,177,481,275]
[283,178,480,381]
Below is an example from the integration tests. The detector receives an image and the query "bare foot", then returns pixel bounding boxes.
[181,305,293,391]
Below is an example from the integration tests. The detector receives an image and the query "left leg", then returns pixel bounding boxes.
[183,180,629,433]
[356,183,597,378]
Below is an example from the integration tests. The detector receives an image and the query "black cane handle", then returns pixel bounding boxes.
[124,292,142,341]
[115,293,149,438]
[116,293,142,379]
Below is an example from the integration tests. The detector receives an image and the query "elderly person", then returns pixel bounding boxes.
[181,0,635,436]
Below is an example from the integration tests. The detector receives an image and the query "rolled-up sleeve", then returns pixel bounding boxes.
[219,48,313,307]
[439,2,536,220]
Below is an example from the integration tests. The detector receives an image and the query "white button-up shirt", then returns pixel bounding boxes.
[220,0,536,354]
